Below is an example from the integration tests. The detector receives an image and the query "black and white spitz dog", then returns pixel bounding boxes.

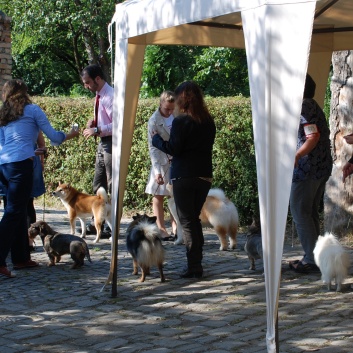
[126,213,165,283]
[313,232,350,292]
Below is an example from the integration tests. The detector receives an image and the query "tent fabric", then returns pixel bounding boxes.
[241,3,316,350]
[108,0,353,351]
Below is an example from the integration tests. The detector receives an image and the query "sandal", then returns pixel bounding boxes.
[288,259,300,269]
[290,260,320,273]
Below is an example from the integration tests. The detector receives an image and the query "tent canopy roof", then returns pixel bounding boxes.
[114,0,353,52]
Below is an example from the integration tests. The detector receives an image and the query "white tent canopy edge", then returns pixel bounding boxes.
[108,1,318,352]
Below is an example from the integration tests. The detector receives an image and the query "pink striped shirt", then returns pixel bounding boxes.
[96,82,114,137]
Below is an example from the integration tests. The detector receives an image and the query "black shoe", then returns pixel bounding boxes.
[100,230,111,239]
[86,224,97,235]
[180,268,203,278]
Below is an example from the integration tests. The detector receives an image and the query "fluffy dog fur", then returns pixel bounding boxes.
[52,182,112,243]
[313,232,350,292]
[28,221,92,269]
[244,229,262,270]
[126,213,165,283]
[168,184,238,250]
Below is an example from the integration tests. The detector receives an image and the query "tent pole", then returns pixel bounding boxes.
[275,311,279,351]
[111,189,120,297]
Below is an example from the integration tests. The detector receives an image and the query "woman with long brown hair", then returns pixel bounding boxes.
[152,81,216,278]
[0,79,79,278]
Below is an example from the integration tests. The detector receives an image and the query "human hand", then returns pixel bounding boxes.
[151,130,158,138]
[34,147,48,158]
[343,133,353,145]
[69,126,80,138]
[155,174,164,185]
[83,127,96,139]
[342,162,353,182]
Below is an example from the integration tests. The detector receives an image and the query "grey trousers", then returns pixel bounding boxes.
[289,176,328,264]
[93,137,112,195]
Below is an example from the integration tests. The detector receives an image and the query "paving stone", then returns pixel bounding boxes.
[1,206,353,352]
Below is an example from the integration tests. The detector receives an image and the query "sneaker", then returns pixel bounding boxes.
[0,266,16,278]
[13,260,39,270]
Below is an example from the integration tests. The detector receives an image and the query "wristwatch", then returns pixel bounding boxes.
[94,127,99,134]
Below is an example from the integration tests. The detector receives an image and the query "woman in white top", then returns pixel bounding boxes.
[145,91,176,240]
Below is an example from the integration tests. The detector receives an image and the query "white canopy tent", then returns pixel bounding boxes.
[106,1,353,351]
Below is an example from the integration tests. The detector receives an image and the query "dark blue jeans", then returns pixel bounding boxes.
[172,177,211,272]
[0,159,33,267]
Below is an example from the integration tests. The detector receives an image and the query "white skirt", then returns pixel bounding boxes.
[145,164,172,196]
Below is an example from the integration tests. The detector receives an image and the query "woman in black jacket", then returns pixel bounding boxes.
[152,81,216,278]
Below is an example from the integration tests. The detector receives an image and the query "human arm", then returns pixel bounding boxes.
[34,131,46,169]
[343,160,353,182]
[294,132,320,167]
[34,105,79,145]
[84,88,113,139]
[152,116,186,156]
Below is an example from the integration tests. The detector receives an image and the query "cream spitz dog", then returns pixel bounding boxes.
[313,232,350,292]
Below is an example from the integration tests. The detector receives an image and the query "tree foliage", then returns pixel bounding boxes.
[193,47,249,97]
[2,0,118,94]
[140,45,249,98]
[140,45,203,97]
[2,1,250,97]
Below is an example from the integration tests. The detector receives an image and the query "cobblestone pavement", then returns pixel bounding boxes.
[1,207,353,353]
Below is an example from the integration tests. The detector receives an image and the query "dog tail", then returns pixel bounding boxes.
[208,188,227,201]
[96,187,109,202]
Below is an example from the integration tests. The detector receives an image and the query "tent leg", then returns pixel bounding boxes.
[110,190,120,297]
[275,311,279,352]
[111,237,118,298]
[100,191,120,296]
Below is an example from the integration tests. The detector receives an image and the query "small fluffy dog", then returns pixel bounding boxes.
[244,228,262,270]
[313,232,350,292]
[168,184,238,250]
[126,213,165,283]
[28,221,91,269]
[52,182,112,243]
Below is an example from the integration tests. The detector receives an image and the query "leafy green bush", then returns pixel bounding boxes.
[34,96,258,225]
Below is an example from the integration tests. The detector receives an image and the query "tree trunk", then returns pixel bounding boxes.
[325,50,353,236]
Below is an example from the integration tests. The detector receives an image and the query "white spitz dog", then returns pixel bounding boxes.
[167,184,239,250]
[313,232,350,292]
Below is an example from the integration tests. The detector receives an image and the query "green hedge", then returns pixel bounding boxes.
[34,96,258,225]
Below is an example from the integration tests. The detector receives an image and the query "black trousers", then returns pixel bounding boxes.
[172,177,211,272]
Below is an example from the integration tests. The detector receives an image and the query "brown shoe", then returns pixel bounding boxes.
[13,260,39,270]
[0,266,16,278]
